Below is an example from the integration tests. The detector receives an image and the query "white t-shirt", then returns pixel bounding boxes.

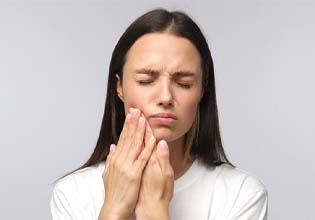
[50,160,268,220]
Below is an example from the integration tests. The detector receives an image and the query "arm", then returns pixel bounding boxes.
[136,204,170,220]
[98,205,134,220]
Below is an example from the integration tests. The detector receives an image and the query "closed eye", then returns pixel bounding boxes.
[137,81,192,89]
[178,83,192,89]
[137,81,153,85]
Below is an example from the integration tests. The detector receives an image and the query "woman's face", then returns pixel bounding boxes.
[117,32,203,142]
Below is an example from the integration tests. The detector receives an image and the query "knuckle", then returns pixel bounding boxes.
[133,141,142,151]
[112,159,120,169]
[166,170,174,179]
[106,154,112,161]
[138,154,147,163]
[125,170,137,181]
[128,133,135,140]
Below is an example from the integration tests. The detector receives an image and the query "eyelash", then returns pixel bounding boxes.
[137,81,192,89]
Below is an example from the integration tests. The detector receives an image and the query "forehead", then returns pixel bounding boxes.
[123,33,202,75]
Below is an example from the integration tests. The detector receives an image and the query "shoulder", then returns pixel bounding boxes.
[216,163,267,195]
[50,162,106,219]
[197,161,267,194]
[209,164,268,219]
[212,163,268,211]
[52,161,105,199]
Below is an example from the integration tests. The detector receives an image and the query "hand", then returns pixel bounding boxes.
[135,117,174,220]
[99,108,156,220]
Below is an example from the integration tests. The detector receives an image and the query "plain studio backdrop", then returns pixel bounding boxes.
[0,0,314,219]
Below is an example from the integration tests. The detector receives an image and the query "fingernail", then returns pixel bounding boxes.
[139,116,145,123]
[133,108,139,115]
[150,135,155,143]
[129,107,133,113]
[158,140,167,149]
[110,144,115,152]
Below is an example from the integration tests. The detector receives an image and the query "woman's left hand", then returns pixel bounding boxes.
[134,116,174,220]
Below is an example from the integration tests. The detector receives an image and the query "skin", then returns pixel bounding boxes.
[118,33,203,176]
[99,33,204,220]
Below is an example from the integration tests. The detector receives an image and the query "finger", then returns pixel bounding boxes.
[144,114,154,148]
[128,114,146,162]
[105,144,116,172]
[144,118,158,165]
[110,143,116,153]
[156,140,172,175]
[134,112,153,155]
[134,134,156,172]
[115,108,137,158]
[114,109,132,156]
[119,108,141,159]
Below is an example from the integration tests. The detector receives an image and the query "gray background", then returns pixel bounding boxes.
[0,0,314,219]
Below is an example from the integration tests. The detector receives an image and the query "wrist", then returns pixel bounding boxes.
[98,204,129,220]
[137,215,169,220]
[98,213,124,220]
[99,214,130,220]
[136,205,169,220]
[137,214,169,220]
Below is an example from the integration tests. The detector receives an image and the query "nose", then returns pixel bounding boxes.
[157,77,174,108]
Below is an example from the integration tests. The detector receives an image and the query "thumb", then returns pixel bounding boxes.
[157,140,172,174]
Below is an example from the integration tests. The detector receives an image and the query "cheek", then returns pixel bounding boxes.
[178,94,200,124]
[122,86,149,114]
[182,94,200,109]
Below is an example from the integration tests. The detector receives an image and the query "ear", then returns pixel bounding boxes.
[116,74,124,102]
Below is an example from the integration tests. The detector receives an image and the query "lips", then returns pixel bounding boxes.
[150,112,178,120]
[149,112,177,126]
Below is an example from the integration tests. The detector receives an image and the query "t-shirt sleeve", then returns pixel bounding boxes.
[228,189,268,220]
[50,185,78,220]
[50,175,101,220]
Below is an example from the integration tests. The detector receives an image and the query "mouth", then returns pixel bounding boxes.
[149,112,177,126]
[150,117,176,126]
[150,112,178,120]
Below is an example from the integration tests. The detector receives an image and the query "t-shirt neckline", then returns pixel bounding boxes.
[174,159,204,192]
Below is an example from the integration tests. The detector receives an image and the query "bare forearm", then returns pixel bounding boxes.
[136,208,170,220]
[98,214,132,220]
[137,215,169,220]
[98,205,132,220]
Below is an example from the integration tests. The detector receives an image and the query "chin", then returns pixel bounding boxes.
[152,128,182,143]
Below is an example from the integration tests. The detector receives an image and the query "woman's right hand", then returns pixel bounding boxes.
[98,108,156,220]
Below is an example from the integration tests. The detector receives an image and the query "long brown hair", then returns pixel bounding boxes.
[55,8,234,183]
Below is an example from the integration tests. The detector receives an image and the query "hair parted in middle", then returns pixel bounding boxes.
[55,8,234,183]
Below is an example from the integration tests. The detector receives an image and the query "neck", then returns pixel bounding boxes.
[167,135,194,180]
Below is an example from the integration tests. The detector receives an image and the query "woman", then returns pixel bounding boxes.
[51,9,268,220]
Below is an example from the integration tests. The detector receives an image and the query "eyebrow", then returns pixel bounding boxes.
[135,68,196,77]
